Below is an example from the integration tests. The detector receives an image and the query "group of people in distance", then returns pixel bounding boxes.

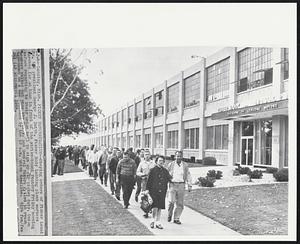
[51,144,193,230]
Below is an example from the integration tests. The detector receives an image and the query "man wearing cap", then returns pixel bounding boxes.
[166,150,192,225]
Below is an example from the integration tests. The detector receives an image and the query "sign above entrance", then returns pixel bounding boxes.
[211,99,288,120]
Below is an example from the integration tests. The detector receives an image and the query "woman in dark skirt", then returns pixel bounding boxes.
[146,155,172,229]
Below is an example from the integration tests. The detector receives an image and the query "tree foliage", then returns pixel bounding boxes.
[50,49,101,144]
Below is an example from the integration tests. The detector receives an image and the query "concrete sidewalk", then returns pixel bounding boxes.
[52,170,241,236]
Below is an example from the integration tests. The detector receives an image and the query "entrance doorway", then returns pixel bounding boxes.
[241,137,253,165]
[240,121,254,166]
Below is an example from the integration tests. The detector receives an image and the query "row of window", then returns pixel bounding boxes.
[100,48,289,130]
[100,126,229,150]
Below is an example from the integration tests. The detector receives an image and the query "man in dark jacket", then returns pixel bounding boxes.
[73,146,80,166]
[55,146,66,175]
[107,147,120,196]
[116,150,137,209]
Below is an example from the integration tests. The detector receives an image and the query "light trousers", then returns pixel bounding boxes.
[168,182,185,221]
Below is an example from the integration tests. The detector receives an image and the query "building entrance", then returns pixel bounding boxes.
[240,121,254,166]
[241,137,253,165]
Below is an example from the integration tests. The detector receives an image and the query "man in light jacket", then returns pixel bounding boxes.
[166,150,192,225]
[135,150,155,217]
[98,148,108,186]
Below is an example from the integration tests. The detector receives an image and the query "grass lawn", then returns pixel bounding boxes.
[63,159,83,173]
[52,179,153,236]
[184,183,288,235]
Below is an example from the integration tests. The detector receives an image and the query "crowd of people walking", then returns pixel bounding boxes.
[51,144,193,230]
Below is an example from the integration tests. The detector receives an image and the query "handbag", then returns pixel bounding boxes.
[140,191,153,213]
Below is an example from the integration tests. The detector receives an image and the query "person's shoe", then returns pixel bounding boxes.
[150,222,155,229]
[156,224,163,229]
[173,219,182,225]
[167,216,172,222]
[100,181,103,185]
[143,213,149,218]
[124,205,128,209]
[116,196,120,201]
[135,195,138,202]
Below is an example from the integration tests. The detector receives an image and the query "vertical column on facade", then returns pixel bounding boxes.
[125,103,129,149]
[198,58,206,160]
[178,71,184,151]
[272,48,282,99]
[114,111,117,148]
[272,115,285,169]
[150,88,155,155]
[121,111,124,149]
[133,99,136,150]
[228,47,238,166]
[141,94,145,148]
[162,80,168,156]
[104,118,106,146]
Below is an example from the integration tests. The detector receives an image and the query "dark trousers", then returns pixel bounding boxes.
[74,156,79,166]
[120,175,135,207]
[57,159,65,175]
[53,159,58,175]
[81,158,87,169]
[109,171,120,197]
[99,164,108,185]
[135,176,142,198]
[88,162,93,176]
[92,162,98,179]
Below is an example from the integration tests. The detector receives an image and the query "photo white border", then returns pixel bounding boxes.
[3,3,297,241]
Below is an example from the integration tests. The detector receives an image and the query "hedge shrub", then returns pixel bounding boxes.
[266,167,278,174]
[207,170,223,179]
[203,157,217,166]
[273,168,288,182]
[247,169,263,179]
[237,166,251,175]
[197,176,215,187]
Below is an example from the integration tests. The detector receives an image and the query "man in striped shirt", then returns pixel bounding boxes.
[116,150,137,209]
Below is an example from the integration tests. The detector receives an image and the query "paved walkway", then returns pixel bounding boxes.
[52,169,241,236]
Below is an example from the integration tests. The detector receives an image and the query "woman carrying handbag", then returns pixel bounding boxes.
[146,155,172,229]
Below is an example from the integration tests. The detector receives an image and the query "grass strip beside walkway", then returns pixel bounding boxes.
[184,183,288,235]
[52,179,153,236]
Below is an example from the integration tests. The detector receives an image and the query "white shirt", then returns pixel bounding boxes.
[136,159,155,177]
[95,150,102,163]
[172,162,184,182]
[87,150,95,162]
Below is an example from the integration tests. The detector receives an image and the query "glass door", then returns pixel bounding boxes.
[241,137,253,165]
[241,121,254,166]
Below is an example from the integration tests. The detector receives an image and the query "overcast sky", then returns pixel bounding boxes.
[74,46,223,116]
[58,46,223,144]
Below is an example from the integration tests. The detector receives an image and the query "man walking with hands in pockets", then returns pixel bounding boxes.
[166,150,192,225]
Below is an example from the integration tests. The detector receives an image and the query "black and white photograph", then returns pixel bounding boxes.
[3,3,297,242]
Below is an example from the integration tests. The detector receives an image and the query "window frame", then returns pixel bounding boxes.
[206,125,229,150]
[237,47,273,93]
[184,72,200,108]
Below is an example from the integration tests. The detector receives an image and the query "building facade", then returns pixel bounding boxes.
[81,47,289,169]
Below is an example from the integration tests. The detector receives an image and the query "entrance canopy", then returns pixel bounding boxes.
[211,99,288,121]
